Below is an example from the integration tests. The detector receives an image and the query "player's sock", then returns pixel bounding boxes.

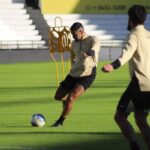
[51,116,65,127]
[130,142,140,150]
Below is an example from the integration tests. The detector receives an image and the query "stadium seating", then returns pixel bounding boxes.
[0,0,46,49]
[1,0,150,49]
[44,14,150,47]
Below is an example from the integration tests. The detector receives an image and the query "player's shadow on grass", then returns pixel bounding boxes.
[0,86,56,90]
[92,80,129,88]
[34,132,146,150]
[0,131,145,150]
[82,92,121,99]
[0,96,55,108]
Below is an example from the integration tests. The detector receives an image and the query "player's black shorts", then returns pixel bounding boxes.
[117,76,150,114]
[60,67,96,92]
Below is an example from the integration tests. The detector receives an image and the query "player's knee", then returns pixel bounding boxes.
[114,111,127,124]
[54,94,62,101]
[68,93,77,102]
[114,113,120,123]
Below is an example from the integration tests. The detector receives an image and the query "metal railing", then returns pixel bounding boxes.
[101,39,125,47]
[0,40,47,49]
[0,39,125,50]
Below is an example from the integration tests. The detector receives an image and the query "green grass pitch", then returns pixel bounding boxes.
[0,61,148,150]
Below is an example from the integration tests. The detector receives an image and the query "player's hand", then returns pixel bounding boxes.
[101,64,113,73]
[81,52,88,58]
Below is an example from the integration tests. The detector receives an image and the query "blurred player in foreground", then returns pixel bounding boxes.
[51,22,100,127]
[102,5,150,150]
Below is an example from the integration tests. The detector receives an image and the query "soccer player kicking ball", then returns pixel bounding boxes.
[51,22,100,127]
[102,5,150,150]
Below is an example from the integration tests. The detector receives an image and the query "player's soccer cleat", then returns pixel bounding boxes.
[51,116,65,127]
[51,121,63,127]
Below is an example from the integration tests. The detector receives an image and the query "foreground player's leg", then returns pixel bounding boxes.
[134,111,150,150]
[114,110,140,150]
[51,84,84,127]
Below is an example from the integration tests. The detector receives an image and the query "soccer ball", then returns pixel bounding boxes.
[31,114,46,127]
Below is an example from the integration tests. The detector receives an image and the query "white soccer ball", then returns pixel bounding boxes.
[31,114,46,127]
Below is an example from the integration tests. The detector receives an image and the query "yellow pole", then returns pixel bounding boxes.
[60,52,65,79]
[50,53,59,86]
[49,17,71,86]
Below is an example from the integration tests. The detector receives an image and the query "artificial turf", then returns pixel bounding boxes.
[0,61,148,150]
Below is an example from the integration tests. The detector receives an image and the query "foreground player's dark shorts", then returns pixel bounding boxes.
[117,76,150,114]
[60,67,96,92]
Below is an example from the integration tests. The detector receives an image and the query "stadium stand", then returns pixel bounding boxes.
[44,14,150,47]
[1,0,150,62]
[0,0,46,49]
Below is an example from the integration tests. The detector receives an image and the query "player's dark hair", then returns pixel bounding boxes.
[128,5,147,25]
[70,22,84,31]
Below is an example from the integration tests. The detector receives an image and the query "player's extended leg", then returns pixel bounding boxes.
[114,110,140,150]
[51,84,84,127]
[134,111,150,150]
[61,84,84,118]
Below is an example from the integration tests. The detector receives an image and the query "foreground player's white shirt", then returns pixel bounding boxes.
[119,25,150,91]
